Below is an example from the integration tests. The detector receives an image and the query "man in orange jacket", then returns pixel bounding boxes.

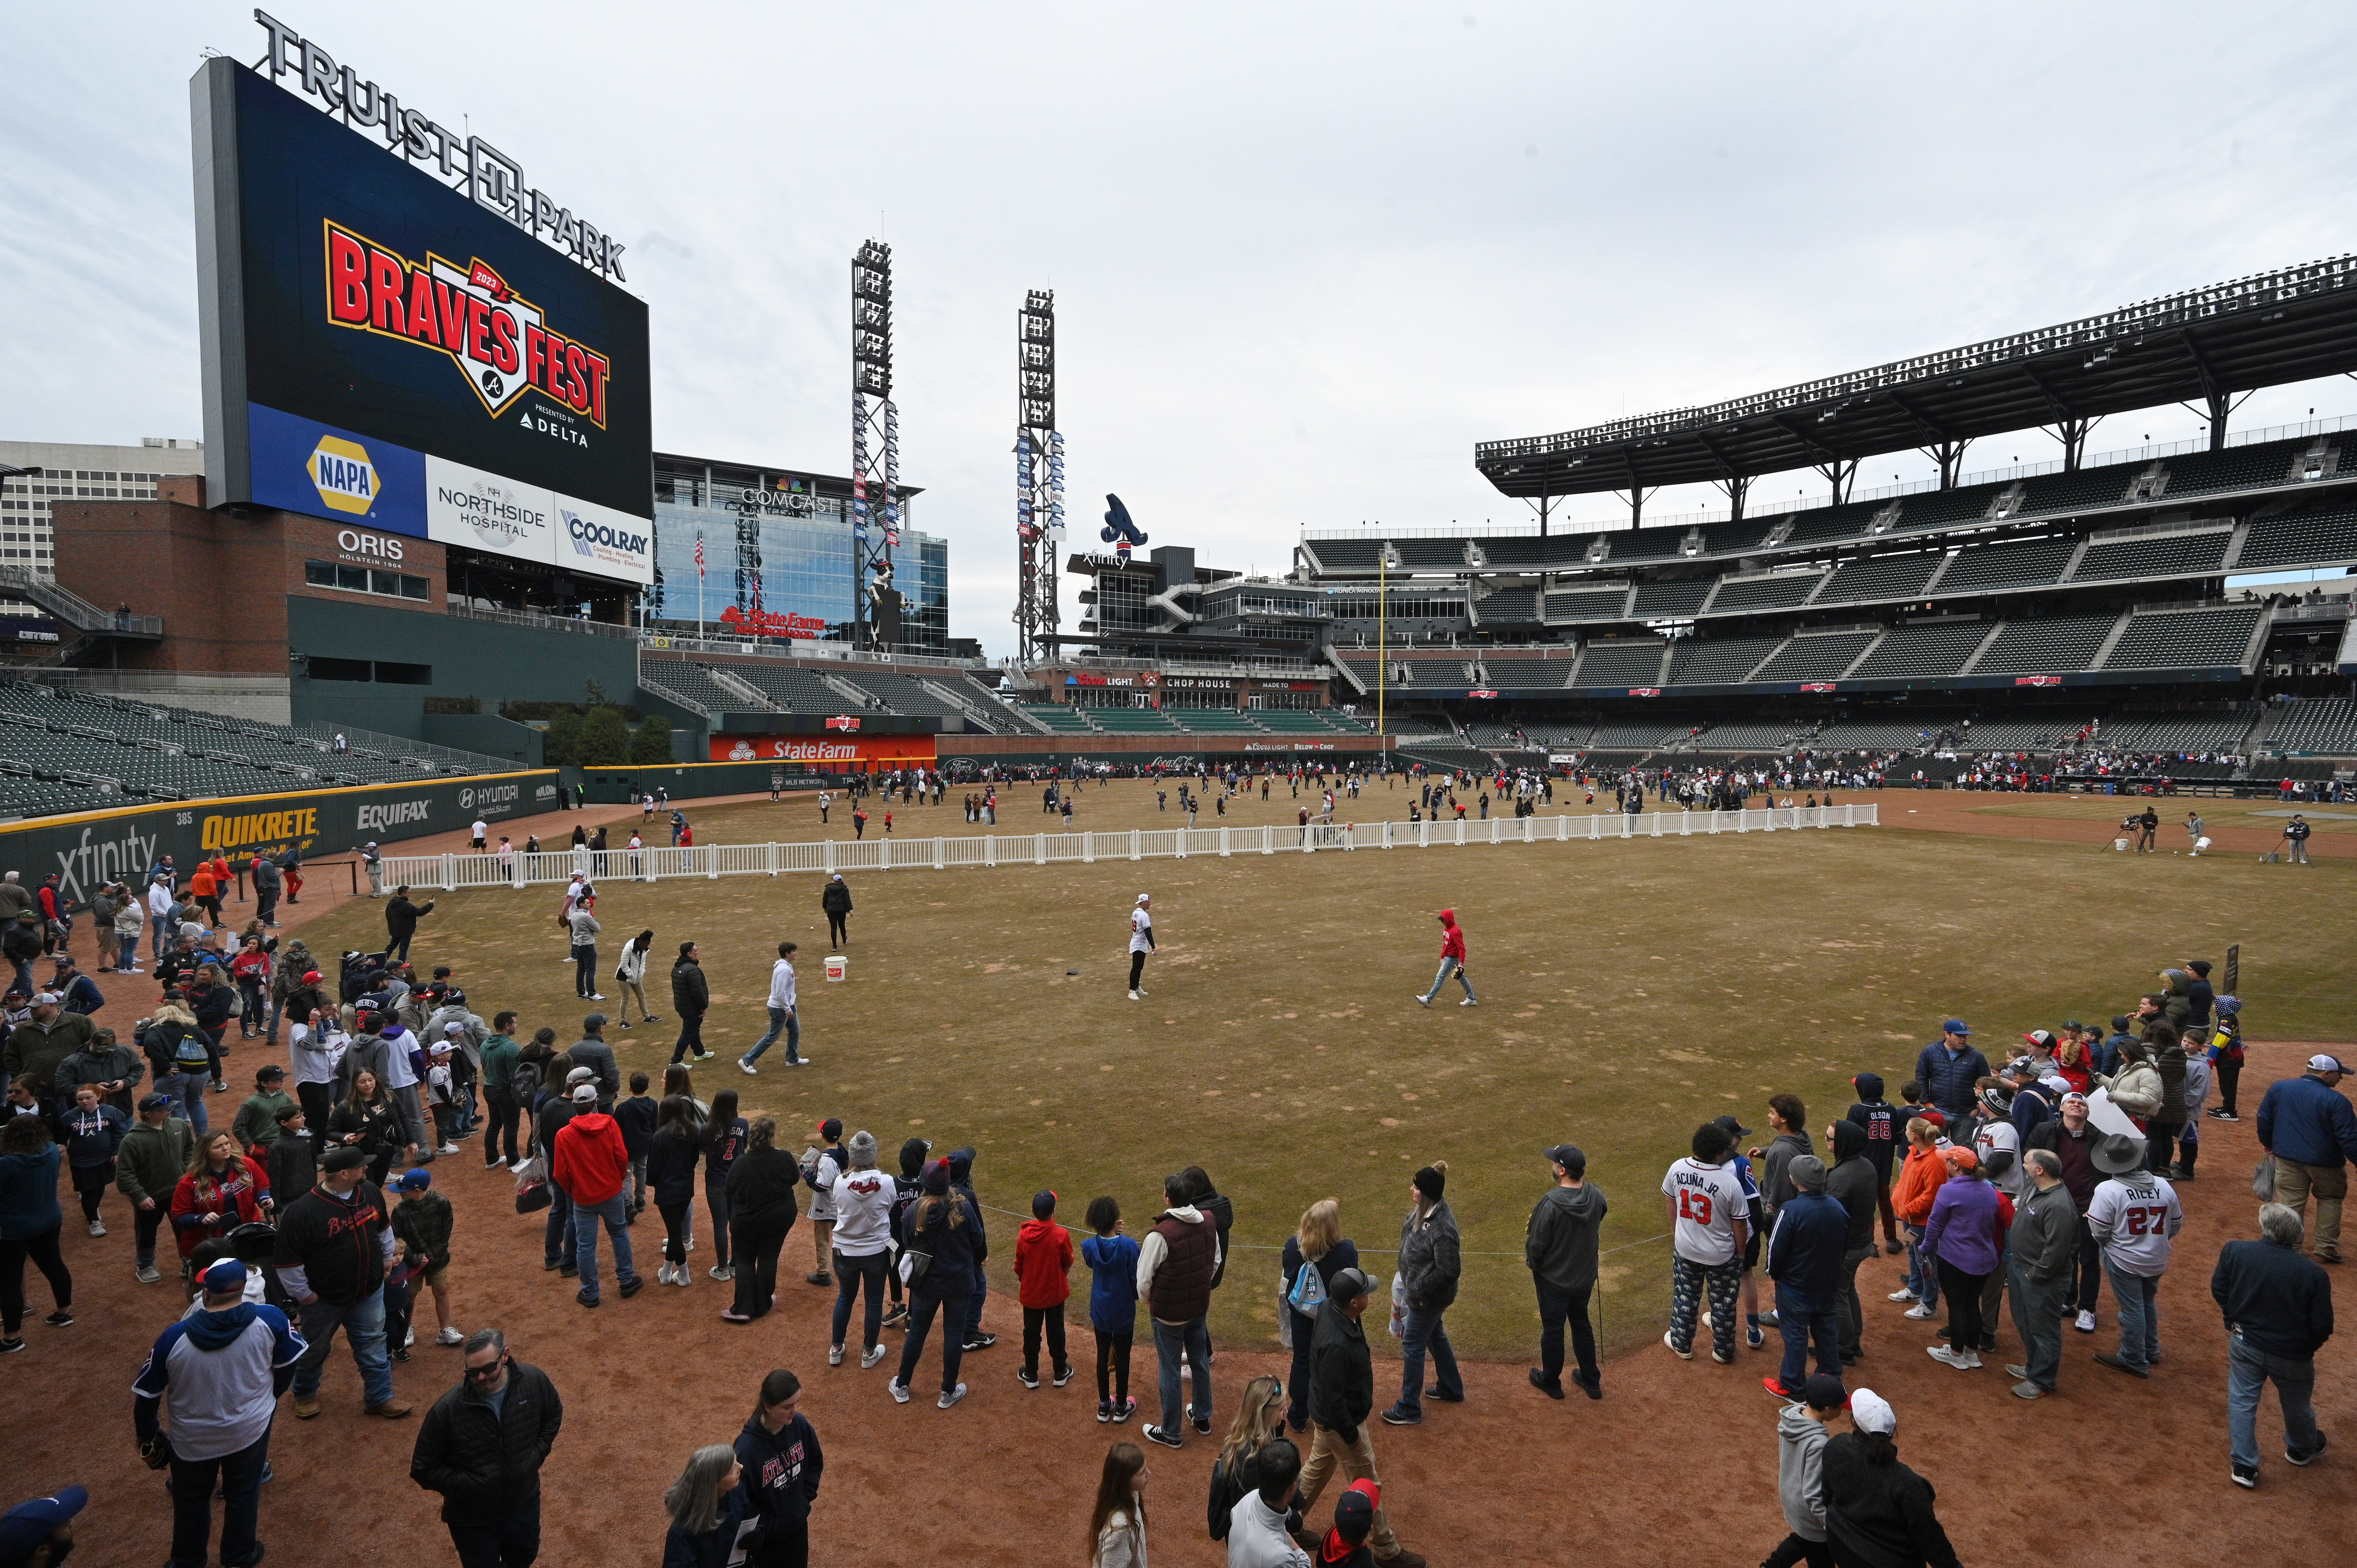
[551,1083,643,1308]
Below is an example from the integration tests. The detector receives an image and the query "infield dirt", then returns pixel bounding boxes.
[18,782,2353,1564]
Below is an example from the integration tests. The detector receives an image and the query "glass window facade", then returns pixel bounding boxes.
[646,457,948,650]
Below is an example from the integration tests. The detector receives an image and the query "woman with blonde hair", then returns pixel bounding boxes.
[1279,1198,1358,1431]
[1207,1372,1295,1542]
[659,1443,746,1568]
[1088,1441,1149,1568]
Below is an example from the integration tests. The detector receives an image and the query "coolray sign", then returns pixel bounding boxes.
[194,57,652,546]
[717,604,832,639]
[357,798,433,832]
[1243,742,1340,752]
[324,223,613,425]
[252,12,626,283]
[563,509,652,579]
[2014,675,2064,687]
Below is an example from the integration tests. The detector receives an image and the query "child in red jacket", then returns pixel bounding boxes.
[1014,1189,1074,1390]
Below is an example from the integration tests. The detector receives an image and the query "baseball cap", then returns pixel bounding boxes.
[2039,1074,2070,1096]
[302,969,323,984]
[1333,1480,1379,1543]
[1542,1142,1583,1175]
[1327,1266,1374,1303]
[2061,1091,2088,1105]
[30,990,58,1005]
[571,1083,597,1104]
[583,1012,608,1029]
[445,1021,466,1035]
[1802,1373,1848,1412]
[138,1092,170,1113]
[1942,1019,1972,1035]
[256,1065,284,1080]
[567,1066,597,1085]
[2021,1029,2053,1047]
[200,1258,249,1294]
[323,1145,368,1172]
[2311,1054,2350,1074]
[1711,1113,1754,1139]
[396,1168,433,1191]
[0,1485,88,1555]
[1849,1388,1896,1435]
[1940,1145,1980,1172]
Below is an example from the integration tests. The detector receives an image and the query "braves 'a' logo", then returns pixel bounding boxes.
[323,220,611,428]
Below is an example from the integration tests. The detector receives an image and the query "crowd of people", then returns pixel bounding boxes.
[0,839,2349,1568]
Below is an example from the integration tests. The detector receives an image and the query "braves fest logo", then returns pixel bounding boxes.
[324,220,611,427]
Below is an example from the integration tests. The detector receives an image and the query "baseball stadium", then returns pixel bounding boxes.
[0,11,2352,1568]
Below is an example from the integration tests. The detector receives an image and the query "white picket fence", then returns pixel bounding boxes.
[378,803,1878,892]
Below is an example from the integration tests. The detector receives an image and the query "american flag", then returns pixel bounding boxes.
[694,533,705,579]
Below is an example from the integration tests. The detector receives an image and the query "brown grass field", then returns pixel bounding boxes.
[15,782,2353,1565]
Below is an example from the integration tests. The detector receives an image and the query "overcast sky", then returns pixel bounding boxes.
[6,2,2355,654]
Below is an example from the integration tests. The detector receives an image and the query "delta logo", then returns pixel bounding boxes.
[309,436,380,516]
[324,220,611,427]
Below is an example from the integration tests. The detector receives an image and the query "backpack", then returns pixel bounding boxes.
[1287,1255,1329,1314]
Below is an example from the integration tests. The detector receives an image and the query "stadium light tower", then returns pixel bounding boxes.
[851,239,901,649]
[1013,290,1064,663]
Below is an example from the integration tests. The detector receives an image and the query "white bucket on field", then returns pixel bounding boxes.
[825,955,847,981]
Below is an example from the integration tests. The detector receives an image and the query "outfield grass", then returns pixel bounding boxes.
[314,789,2355,1360]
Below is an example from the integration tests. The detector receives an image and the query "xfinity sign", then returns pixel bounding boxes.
[252,11,626,283]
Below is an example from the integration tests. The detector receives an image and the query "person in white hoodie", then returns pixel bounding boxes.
[613,931,657,1027]
[827,1129,896,1369]
[1760,1373,1846,1568]
[737,942,803,1074]
[1226,1436,1310,1568]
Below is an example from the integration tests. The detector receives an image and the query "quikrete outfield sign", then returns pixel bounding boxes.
[0,772,554,912]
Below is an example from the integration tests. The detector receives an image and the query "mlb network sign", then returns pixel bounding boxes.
[249,403,653,584]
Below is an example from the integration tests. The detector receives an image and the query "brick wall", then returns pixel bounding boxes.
[51,500,443,675]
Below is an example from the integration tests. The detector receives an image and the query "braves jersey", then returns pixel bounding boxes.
[2086,1175,2182,1277]
[1129,907,1153,954]
[1662,1157,1746,1265]
[1847,1101,1900,1177]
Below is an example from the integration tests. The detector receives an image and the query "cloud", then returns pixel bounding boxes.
[6,2,2356,655]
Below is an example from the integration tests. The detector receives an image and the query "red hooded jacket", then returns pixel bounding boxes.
[1437,911,1466,964]
[552,1110,628,1205]
[1015,1215,1074,1309]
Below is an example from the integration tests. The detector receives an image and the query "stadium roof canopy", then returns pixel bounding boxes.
[1476,253,2357,500]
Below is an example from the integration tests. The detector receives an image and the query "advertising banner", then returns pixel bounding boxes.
[196,61,652,571]
[708,735,938,766]
[0,771,556,913]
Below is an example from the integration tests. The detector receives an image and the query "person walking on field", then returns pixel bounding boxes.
[2005,1149,2081,1400]
[2213,1202,2334,1489]
[551,1085,643,1309]
[274,1145,408,1421]
[669,943,715,1067]
[734,1368,825,1568]
[1296,1268,1426,1568]
[821,875,852,950]
[1663,1121,1751,1365]
[1525,1144,1605,1400]
[2087,1131,2182,1379]
[134,1259,307,1568]
[1763,1156,1847,1400]
[1127,894,1155,1001]
[1383,1163,1462,1425]
[739,943,804,1075]
[1137,1171,1219,1449]
[409,1327,564,1568]
[1413,909,1475,1008]
[2256,1052,2357,1265]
